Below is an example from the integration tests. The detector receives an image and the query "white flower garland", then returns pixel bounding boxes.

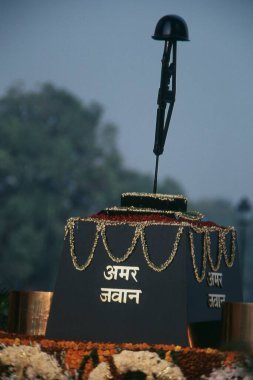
[200,363,253,380]
[88,350,185,380]
[0,344,68,380]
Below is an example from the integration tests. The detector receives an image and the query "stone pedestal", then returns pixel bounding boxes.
[46,214,242,346]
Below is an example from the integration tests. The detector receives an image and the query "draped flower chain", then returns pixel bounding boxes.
[189,225,236,283]
[64,217,236,281]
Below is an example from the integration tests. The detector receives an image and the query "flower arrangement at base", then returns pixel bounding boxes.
[0,332,253,379]
[0,344,69,380]
[88,350,185,380]
[200,362,253,380]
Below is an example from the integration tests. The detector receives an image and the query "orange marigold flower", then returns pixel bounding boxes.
[13,338,20,345]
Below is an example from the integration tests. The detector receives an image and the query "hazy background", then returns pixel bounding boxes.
[0,0,252,315]
[1,0,253,203]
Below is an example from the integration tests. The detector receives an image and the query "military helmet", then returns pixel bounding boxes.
[152,15,189,41]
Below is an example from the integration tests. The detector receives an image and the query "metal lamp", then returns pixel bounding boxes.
[152,15,189,193]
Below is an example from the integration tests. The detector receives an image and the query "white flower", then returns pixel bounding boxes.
[88,350,185,380]
[200,363,253,380]
[0,344,68,380]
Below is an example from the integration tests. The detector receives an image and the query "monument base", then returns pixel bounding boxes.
[46,210,242,346]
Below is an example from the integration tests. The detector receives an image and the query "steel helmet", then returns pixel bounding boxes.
[152,15,189,41]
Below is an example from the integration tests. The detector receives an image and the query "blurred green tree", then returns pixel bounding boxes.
[0,83,118,289]
[0,83,185,291]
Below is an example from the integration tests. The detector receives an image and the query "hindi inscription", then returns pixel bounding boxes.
[100,265,142,305]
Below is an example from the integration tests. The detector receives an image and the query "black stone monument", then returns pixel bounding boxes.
[46,195,242,346]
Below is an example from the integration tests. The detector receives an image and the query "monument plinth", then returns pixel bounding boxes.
[46,194,242,346]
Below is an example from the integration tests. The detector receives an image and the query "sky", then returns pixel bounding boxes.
[0,0,253,205]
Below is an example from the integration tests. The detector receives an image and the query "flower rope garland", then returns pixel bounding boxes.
[0,344,68,380]
[88,350,186,380]
[189,226,236,283]
[101,224,141,263]
[140,226,184,272]
[64,217,236,282]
